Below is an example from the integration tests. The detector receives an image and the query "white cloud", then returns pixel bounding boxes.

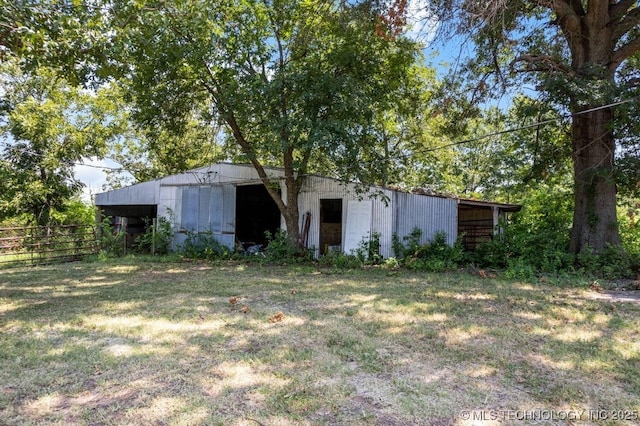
[74,157,114,204]
[405,0,439,45]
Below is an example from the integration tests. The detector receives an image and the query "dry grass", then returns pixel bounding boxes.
[1,258,639,425]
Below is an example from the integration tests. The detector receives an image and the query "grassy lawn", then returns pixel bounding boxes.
[1,259,639,425]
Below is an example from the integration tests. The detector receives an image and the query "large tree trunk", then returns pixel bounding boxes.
[561,1,622,254]
[253,172,303,250]
[281,177,302,248]
[222,113,304,249]
[569,107,621,253]
[257,172,303,250]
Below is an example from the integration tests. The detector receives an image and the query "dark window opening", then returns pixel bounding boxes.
[235,184,281,246]
[320,199,343,254]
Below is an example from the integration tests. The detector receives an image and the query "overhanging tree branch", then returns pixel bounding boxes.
[510,54,575,76]
[611,5,640,41]
[611,36,640,71]
[610,0,638,21]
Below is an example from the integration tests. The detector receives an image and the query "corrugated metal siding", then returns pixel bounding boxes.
[158,186,178,221]
[222,185,236,234]
[298,176,394,258]
[372,189,394,258]
[161,163,284,187]
[152,164,275,249]
[174,185,236,249]
[96,164,286,207]
[96,164,462,257]
[181,187,200,231]
[392,193,458,247]
[94,180,160,206]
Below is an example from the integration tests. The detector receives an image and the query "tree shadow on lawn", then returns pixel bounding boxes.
[1,262,639,424]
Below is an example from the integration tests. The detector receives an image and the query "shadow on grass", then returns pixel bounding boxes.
[1,261,639,424]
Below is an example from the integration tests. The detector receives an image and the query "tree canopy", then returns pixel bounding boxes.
[395,0,640,254]
[2,0,639,270]
[103,0,421,245]
[0,59,124,225]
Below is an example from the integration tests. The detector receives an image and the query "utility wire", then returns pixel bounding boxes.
[419,96,639,153]
[2,97,638,169]
[74,162,124,171]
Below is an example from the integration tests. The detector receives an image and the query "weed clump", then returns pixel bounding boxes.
[392,229,464,272]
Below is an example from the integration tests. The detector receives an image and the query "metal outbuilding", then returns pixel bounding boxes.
[94,163,520,257]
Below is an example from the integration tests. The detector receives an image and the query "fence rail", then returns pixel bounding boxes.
[0,224,98,266]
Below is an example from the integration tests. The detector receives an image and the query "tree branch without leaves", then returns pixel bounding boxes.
[510,54,574,76]
[612,4,640,42]
[611,35,640,71]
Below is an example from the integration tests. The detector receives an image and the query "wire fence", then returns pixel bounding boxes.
[0,224,99,267]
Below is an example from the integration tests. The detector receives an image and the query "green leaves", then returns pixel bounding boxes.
[0,58,126,225]
[108,0,420,174]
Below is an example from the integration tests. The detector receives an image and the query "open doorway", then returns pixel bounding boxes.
[99,205,157,249]
[320,198,343,254]
[457,205,494,250]
[235,184,281,246]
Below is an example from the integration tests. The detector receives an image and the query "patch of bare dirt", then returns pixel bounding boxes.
[584,290,640,304]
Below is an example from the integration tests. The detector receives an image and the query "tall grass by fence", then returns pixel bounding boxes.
[0,224,98,267]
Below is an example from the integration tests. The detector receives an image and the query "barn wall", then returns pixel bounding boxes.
[167,185,237,249]
[158,186,179,222]
[392,193,458,248]
[160,163,284,187]
[154,164,286,249]
[94,180,160,206]
[298,176,394,258]
[96,164,513,258]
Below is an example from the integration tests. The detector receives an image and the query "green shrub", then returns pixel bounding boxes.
[135,217,173,255]
[392,228,422,259]
[392,228,463,271]
[404,257,448,272]
[576,245,633,279]
[179,230,231,260]
[619,205,640,272]
[355,232,382,265]
[473,190,637,279]
[318,250,362,269]
[504,258,537,280]
[472,236,511,268]
[472,189,574,273]
[381,257,400,270]
[263,230,312,263]
[98,217,126,257]
[415,232,463,263]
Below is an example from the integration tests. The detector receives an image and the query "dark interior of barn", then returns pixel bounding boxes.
[235,184,281,247]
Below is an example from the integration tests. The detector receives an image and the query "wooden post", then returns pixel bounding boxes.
[95,207,103,253]
[121,217,127,256]
[30,227,34,266]
[152,218,157,255]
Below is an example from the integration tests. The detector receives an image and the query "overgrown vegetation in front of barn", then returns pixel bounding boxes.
[94,191,640,282]
[26,192,635,281]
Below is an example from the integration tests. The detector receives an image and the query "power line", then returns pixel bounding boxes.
[74,162,124,171]
[419,96,639,153]
[3,97,638,169]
